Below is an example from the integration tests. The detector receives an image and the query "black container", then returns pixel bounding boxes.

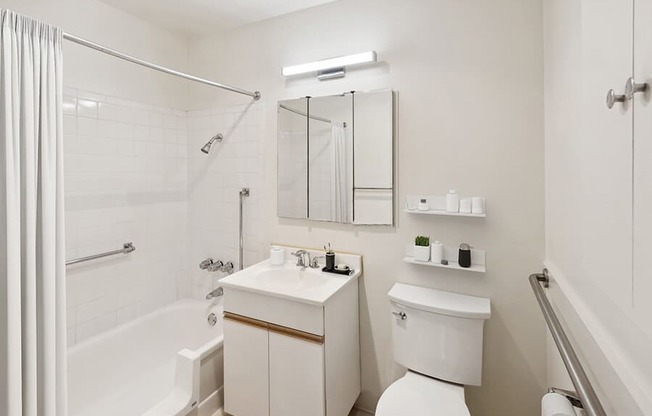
[325,253,335,271]
[458,243,472,268]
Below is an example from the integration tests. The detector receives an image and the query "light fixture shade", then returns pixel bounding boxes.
[282,51,377,77]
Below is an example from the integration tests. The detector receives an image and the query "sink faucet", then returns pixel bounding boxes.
[291,250,321,269]
[291,250,310,268]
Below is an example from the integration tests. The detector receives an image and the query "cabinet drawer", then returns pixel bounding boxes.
[224,288,324,335]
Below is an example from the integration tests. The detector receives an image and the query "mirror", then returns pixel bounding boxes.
[277,89,394,225]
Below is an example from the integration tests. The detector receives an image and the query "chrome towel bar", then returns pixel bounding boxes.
[530,269,607,416]
[66,242,135,266]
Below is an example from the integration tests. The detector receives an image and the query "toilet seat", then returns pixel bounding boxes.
[375,371,470,416]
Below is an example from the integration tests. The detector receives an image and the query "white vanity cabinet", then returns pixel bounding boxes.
[221,259,360,416]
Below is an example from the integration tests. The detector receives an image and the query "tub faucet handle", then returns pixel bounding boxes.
[199,258,214,270]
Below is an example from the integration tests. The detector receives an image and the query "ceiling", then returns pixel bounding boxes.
[99,0,339,36]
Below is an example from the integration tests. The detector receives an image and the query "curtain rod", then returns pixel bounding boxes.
[63,32,261,100]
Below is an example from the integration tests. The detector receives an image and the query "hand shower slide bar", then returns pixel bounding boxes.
[66,242,135,266]
[63,33,261,101]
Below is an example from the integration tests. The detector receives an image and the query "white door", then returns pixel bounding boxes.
[224,319,269,416]
[269,331,325,416]
[578,0,634,310]
[633,0,652,338]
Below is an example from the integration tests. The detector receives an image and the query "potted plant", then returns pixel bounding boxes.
[413,235,431,262]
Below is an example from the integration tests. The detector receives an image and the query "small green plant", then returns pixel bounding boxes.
[414,235,430,247]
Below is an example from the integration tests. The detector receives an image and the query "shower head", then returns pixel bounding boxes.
[201,133,223,154]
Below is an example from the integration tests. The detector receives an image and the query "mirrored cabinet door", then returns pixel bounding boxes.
[308,93,353,222]
[277,97,308,219]
[277,90,394,225]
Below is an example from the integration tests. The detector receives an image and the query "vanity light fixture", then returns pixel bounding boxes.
[282,51,377,81]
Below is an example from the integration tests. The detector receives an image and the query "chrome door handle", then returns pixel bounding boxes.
[625,77,648,100]
[392,311,407,320]
[606,89,626,109]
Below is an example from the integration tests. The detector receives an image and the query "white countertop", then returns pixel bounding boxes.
[219,258,361,306]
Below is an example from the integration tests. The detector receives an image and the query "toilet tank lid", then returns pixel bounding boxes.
[388,283,491,319]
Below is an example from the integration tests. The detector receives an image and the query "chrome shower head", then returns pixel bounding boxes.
[201,133,223,154]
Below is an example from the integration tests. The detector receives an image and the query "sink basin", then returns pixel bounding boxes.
[219,255,361,305]
[251,268,329,290]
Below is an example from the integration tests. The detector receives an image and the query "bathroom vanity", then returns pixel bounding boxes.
[219,248,361,416]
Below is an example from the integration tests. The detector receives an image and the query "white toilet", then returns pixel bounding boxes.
[376,283,491,416]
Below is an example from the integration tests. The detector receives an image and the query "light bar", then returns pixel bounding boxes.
[282,51,377,77]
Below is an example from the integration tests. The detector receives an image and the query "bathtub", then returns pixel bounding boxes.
[67,298,224,416]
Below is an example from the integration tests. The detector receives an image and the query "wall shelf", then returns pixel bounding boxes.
[403,256,486,273]
[405,195,486,218]
[404,244,486,273]
[403,209,486,218]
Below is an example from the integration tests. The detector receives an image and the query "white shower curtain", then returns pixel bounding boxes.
[0,10,67,416]
[330,124,348,222]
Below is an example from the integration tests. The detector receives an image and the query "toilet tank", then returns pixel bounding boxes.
[388,283,491,386]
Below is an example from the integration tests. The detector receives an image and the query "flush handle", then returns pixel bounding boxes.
[392,311,407,320]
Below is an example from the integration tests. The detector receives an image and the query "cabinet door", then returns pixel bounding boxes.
[223,319,269,416]
[633,0,652,338]
[578,0,634,310]
[269,331,325,416]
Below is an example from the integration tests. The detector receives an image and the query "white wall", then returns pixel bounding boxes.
[543,0,652,414]
[187,0,546,414]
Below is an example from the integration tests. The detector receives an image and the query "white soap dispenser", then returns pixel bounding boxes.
[446,190,459,213]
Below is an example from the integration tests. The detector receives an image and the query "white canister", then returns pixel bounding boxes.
[418,198,429,211]
[430,241,444,264]
[269,246,285,266]
[471,197,485,214]
[459,198,472,213]
[446,190,459,213]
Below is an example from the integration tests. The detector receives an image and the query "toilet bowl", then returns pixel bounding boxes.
[376,371,469,416]
[378,283,491,416]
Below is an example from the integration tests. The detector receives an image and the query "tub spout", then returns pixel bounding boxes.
[206,287,223,300]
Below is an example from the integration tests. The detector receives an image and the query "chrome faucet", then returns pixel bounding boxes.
[291,250,321,269]
[206,287,224,300]
[291,250,310,268]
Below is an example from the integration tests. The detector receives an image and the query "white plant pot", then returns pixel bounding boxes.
[413,245,431,262]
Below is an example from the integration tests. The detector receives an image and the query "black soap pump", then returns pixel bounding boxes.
[458,243,472,268]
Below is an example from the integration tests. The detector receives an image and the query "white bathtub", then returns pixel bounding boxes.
[67,298,224,416]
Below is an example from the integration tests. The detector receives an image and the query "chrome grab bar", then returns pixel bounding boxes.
[530,269,608,416]
[66,242,135,266]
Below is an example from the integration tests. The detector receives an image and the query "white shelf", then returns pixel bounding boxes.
[404,244,486,273]
[403,208,486,218]
[405,195,486,218]
[403,256,486,273]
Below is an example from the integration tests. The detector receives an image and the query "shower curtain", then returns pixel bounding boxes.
[0,10,67,416]
[330,124,348,222]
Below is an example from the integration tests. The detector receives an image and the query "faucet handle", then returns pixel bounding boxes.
[291,250,307,267]
[310,255,324,269]
[199,258,214,270]
[222,261,234,274]
[207,260,224,272]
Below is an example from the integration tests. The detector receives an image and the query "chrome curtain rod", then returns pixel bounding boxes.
[529,269,607,416]
[66,242,135,266]
[63,33,261,100]
[278,104,347,128]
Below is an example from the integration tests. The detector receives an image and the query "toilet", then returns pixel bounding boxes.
[376,283,491,416]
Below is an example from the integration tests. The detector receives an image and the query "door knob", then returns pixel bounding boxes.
[625,77,648,100]
[606,89,626,109]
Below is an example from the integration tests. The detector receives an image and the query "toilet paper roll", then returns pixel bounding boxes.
[471,197,485,214]
[269,246,285,266]
[541,393,576,416]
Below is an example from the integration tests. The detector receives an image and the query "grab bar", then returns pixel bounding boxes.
[530,269,608,416]
[66,242,135,266]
